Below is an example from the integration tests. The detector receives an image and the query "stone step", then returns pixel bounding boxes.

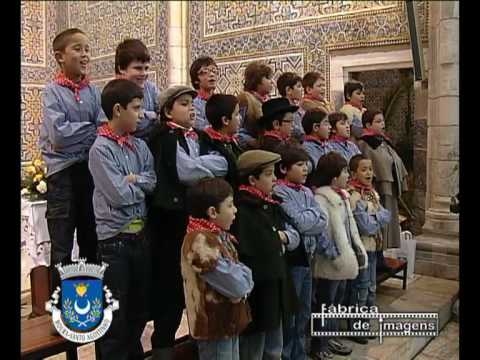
[325,275,458,360]
[414,233,459,280]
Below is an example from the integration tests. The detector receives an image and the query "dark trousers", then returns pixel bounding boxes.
[147,207,188,349]
[46,162,98,292]
[96,231,151,360]
[310,278,346,353]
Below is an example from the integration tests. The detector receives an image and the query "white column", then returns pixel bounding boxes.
[422,1,459,236]
[168,1,189,86]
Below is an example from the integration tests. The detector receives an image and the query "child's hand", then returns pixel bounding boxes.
[125,173,137,183]
[277,231,288,244]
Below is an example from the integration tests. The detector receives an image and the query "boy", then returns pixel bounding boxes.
[272,144,331,360]
[300,72,335,114]
[38,28,104,295]
[339,80,366,139]
[232,150,299,360]
[277,72,305,141]
[301,109,333,175]
[237,61,274,151]
[115,39,160,142]
[190,56,218,130]
[346,154,391,343]
[358,110,408,270]
[259,97,298,153]
[181,178,254,360]
[147,85,228,360]
[328,112,361,163]
[89,79,156,359]
[199,94,242,188]
[310,152,368,360]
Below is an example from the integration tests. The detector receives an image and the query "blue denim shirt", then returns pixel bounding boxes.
[200,232,254,299]
[132,80,160,141]
[88,135,156,240]
[352,200,391,236]
[176,134,228,186]
[329,139,361,163]
[193,96,209,131]
[303,139,334,173]
[273,183,329,260]
[39,82,106,176]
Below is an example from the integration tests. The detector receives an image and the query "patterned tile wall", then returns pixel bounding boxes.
[20,1,169,166]
[189,1,429,99]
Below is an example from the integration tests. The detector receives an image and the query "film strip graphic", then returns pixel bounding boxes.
[311,312,439,344]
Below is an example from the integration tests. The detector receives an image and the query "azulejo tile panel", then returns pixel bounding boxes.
[189,1,429,99]
[21,1,46,67]
[216,51,305,97]
[21,86,44,164]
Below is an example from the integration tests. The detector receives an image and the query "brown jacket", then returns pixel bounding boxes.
[238,91,263,136]
[300,97,335,113]
[181,230,251,340]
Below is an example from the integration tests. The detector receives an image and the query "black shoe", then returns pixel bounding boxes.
[328,338,352,355]
[310,350,334,360]
[347,336,369,344]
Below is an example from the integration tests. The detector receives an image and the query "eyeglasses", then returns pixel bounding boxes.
[197,66,218,76]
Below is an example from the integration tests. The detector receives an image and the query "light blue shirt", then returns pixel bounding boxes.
[273,183,329,259]
[200,233,254,299]
[88,135,156,240]
[329,140,361,163]
[193,96,209,131]
[352,200,391,236]
[303,139,334,173]
[132,80,160,141]
[39,82,105,176]
[176,134,228,186]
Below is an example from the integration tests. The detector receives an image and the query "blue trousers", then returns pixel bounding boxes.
[239,322,283,360]
[282,266,312,360]
[197,336,240,360]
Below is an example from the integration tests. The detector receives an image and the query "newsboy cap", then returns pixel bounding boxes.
[237,150,281,175]
[158,85,197,110]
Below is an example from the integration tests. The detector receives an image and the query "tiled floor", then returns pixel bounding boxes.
[413,321,459,360]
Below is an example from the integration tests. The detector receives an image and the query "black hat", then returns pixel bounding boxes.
[259,97,299,127]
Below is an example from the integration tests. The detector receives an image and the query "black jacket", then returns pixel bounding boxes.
[231,190,298,333]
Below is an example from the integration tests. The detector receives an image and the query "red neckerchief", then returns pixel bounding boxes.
[197,88,213,101]
[362,128,392,142]
[330,134,350,143]
[186,216,238,244]
[276,179,304,192]
[166,121,198,140]
[331,186,349,200]
[249,91,269,103]
[264,130,289,141]
[303,135,329,145]
[345,101,363,111]
[97,123,134,151]
[238,185,279,204]
[204,126,237,143]
[54,72,89,102]
[348,178,373,192]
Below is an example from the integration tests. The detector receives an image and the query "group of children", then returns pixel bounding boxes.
[38,28,409,360]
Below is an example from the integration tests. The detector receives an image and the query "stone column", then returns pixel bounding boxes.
[422,1,459,236]
[168,1,189,86]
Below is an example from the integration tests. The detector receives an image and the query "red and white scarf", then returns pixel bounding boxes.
[303,135,329,145]
[238,185,279,204]
[166,121,198,140]
[330,134,350,143]
[186,216,238,244]
[204,126,237,144]
[97,123,134,151]
[54,72,89,102]
[264,130,289,141]
[276,179,304,192]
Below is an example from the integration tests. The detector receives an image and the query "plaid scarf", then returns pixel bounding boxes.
[97,123,134,151]
[166,121,198,140]
[54,72,89,102]
[238,185,279,204]
[186,216,238,244]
